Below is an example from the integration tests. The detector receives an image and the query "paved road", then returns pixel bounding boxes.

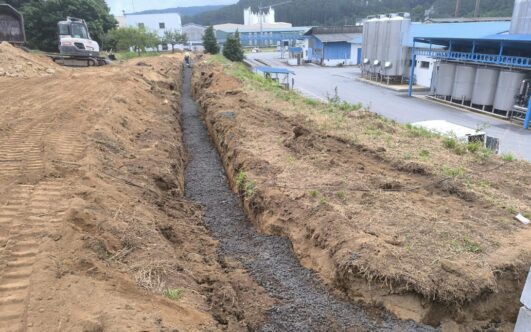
[248,52,531,160]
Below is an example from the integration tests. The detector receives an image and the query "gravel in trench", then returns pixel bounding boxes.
[181,67,436,332]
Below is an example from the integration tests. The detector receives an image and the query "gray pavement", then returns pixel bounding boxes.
[248,52,531,160]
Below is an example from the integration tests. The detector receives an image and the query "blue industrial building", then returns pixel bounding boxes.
[303,26,363,66]
[214,23,309,47]
[408,20,531,128]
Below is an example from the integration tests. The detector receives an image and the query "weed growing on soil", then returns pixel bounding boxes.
[502,153,516,162]
[442,165,466,178]
[336,191,347,200]
[236,170,256,198]
[405,124,437,138]
[309,190,318,198]
[304,98,320,106]
[450,236,483,254]
[419,149,430,158]
[162,288,184,301]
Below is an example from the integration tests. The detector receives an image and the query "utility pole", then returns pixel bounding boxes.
[455,0,462,17]
[474,0,481,17]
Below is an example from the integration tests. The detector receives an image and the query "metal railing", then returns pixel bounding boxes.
[414,49,531,68]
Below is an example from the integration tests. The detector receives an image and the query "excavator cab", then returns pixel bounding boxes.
[57,17,100,58]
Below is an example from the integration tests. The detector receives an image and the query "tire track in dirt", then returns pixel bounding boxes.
[0,181,66,331]
[182,67,434,331]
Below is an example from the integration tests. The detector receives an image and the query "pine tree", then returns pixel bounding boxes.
[202,25,219,54]
[223,30,244,62]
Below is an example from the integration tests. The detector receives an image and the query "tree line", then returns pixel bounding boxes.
[186,0,515,26]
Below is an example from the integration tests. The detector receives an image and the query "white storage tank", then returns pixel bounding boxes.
[471,68,500,106]
[452,65,477,102]
[376,15,390,69]
[384,13,411,77]
[434,62,457,97]
[493,71,527,112]
[510,0,531,34]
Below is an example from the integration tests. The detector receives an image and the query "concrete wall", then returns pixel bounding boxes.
[182,24,206,44]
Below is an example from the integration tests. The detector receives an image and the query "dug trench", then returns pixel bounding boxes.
[182,66,434,331]
[191,61,531,331]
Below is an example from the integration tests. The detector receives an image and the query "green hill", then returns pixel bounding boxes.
[184,0,514,26]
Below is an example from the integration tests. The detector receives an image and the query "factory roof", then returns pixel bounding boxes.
[214,23,309,33]
[407,21,511,47]
[314,33,362,43]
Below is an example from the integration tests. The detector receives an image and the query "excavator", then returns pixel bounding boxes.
[0,5,109,67]
[49,17,109,67]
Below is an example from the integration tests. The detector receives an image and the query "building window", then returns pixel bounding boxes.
[420,61,430,69]
[159,22,165,29]
[138,23,145,29]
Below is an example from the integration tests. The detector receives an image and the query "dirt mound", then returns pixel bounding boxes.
[0,42,62,78]
[192,60,531,331]
[0,55,272,331]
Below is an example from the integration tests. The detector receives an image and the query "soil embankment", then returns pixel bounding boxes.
[182,66,433,331]
[192,59,531,331]
[0,53,270,331]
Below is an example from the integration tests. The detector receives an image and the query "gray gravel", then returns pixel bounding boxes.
[181,66,437,332]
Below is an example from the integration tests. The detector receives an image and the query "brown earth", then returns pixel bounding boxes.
[0,42,63,78]
[0,54,272,331]
[192,59,531,331]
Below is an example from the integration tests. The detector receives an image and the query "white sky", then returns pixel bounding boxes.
[106,0,237,15]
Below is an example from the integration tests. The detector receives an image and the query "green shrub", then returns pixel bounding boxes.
[163,288,184,301]
[501,153,516,162]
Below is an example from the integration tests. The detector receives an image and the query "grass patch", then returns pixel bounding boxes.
[442,165,466,178]
[419,149,430,158]
[405,124,437,138]
[304,98,320,106]
[450,236,483,254]
[336,191,346,200]
[115,51,162,60]
[236,170,256,198]
[501,153,516,162]
[309,190,318,198]
[162,288,184,301]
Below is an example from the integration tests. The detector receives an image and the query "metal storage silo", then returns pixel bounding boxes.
[493,71,527,112]
[384,14,411,77]
[376,15,390,69]
[471,68,500,107]
[366,17,378,73]
[362,19,370,62]
[510,0,531,34]
[451,65,477,102]
[372,16,384,71]
[433,62,457,97]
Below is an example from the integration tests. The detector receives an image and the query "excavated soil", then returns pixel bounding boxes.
[0,55,272,331]
[182,66,433,331]
[192,61,531,331]
[0,42,63,78]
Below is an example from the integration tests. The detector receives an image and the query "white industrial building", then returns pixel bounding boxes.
[124,12,182,50]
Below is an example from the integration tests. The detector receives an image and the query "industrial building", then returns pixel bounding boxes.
[303,27,363,66]
[409,0,531,128]
[182,23,206,47]
[214,23,309,48]
[361,0,531,128]
[124,12,182,51]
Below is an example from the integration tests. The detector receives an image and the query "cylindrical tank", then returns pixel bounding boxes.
[451,65,477,102]
[493,71,527,112]
[384,14,411,77]
[376,15,389,67]
[471,68,500,106]
[510,0,531,34]
[434,62,457,97]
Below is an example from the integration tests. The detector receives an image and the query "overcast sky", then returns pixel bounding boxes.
[106,0,237,15]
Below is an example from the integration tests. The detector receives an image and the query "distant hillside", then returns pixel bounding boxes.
[129,5,226,17]
[185,0,514,26]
